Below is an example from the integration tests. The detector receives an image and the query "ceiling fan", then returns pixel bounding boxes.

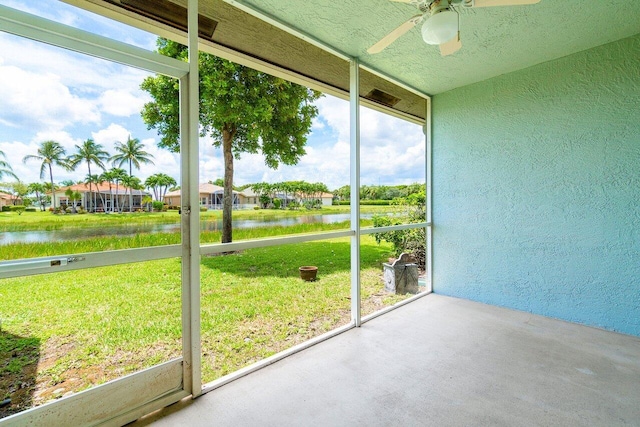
[367,0,541,56]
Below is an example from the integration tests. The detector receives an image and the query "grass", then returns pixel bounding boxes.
[0,205,416,416]
[0,220,375,260]
[0,234,413,415]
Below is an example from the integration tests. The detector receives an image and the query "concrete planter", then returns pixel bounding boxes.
[383,253,419,294]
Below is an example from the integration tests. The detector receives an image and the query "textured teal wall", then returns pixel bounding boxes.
[432,34,640,336]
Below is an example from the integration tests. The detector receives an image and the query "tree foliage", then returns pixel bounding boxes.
[23,140,69,208]
[0,149,18,181]
[372,191,426,267]
[69,138,109,212]
[145,173,177,201]
[250,181,329,209]
[110,135,154,212]
[141,38,321,242]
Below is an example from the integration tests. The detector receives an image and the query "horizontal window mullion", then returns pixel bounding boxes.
[0,4,189,78]
[0,244,182,279]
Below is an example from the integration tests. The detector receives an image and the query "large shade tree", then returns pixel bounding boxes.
[68,138,109,212]
[23,140,69,209]
[110,135,154,212]
[141,38,321,242]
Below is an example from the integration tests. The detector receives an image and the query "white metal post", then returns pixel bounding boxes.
[180,0,202,398]
[350,59,361,326]
[425,97,433,293]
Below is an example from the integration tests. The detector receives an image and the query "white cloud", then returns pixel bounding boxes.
[92,124,131,147]
[0,64,101,131]
[98,89,150,117]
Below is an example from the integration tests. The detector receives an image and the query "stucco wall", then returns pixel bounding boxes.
[432,34,640,336]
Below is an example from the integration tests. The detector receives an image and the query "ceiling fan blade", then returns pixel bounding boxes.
[464,0,541,7]
[367,14,423,54]
[440,33,462,56]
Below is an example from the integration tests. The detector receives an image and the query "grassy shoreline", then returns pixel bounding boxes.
[0,220,377,260]
[0,205,395,232]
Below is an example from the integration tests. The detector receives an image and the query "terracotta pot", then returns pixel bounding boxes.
[299,266,318,281]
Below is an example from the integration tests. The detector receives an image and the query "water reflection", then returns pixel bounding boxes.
[1,214,370,244]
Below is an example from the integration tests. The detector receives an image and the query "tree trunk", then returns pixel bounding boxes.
[86,162,91,212]
[49,165,55,210]
[129,162,134,213]
[222,125,235,243]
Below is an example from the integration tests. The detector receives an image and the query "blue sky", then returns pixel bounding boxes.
[0,0,425,190]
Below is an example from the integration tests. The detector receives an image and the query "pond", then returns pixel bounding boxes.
[0,213,372,244]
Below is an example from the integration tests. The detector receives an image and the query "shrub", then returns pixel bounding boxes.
[10,205,26,215]
[362,200,391,205]
[372,192,426,268]
[253,206,261,210]
[287,201,300,210]
[1,206,10,212]
[272,198,281,209]
[152,201,164,212]
[25,207,37,212]
[200,206,208,212]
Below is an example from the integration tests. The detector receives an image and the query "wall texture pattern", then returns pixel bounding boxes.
[432,34,640,336]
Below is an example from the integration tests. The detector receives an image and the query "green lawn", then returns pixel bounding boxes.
[0,235,407,417]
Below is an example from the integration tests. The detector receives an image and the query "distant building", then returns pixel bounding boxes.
[163,183,254,210]
[0,191,21,208]
[52,183,150,212]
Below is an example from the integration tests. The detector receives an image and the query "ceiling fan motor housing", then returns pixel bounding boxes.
[421,2,459,45]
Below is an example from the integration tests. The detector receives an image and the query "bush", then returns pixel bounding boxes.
[25,207,37,212]
[152,201,164,212]
[372,192,426,268]
[287,201,300,210]
[361,200,391,205]
[272,198,282,209]
[1,206,10,212]
[336,200,390,206]
[200,206,208,212]
[10,205,26,215]
[253,206,261,210]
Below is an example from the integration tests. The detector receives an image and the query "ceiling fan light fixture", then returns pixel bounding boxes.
[421,9,458,45]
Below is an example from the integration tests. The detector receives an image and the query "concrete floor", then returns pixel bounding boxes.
[136,294,640,426]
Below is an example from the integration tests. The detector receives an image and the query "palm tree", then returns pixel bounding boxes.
[69,139,109,212]
[27,182,47,211]
[121,174,142,211]
[84,174,103,212]
[23,140,69,209]
[109,168,127,212]
[0,149,18,181]
[144,173,177,202]
[64,188,81,213]
[110,136,154,212]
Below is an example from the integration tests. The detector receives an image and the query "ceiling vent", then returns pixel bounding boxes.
[112,0,218,40]
[364,89,401,108]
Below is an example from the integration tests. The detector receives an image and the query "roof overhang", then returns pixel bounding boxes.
[63,0,640,125]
